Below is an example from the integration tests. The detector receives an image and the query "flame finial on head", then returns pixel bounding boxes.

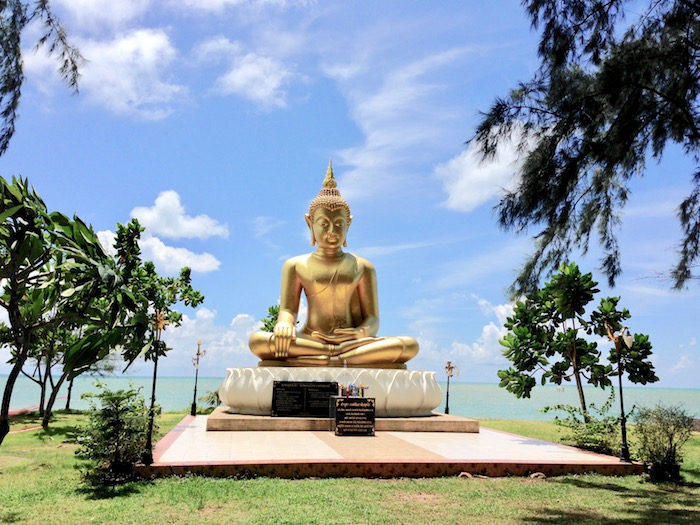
[308,160,351,220]
[322,160,337,189]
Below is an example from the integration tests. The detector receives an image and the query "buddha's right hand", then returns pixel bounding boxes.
[273,322,296,358]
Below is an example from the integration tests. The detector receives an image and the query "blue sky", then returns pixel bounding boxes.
[0,0,697,388]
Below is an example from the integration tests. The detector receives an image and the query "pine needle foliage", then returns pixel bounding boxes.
[473,0,700,294]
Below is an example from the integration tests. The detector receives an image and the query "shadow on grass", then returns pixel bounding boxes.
[76,479,148,500]
[523,506,699,524]
[37,424,81,443]
[521,477,700,524]
[0,510,22,523]
[681,467,700,481]
[11,412,81,442]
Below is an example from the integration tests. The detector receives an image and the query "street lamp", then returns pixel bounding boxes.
[190,339,206,416]
[444,361,459,415]
[606,323,634,462]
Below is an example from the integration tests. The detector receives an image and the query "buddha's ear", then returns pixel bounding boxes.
[343,215,352,247]
[304,214,316,246]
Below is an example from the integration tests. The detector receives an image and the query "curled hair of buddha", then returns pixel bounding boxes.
[308,160,351,219]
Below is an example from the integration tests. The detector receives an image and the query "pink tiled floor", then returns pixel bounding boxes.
[136,415,643,479]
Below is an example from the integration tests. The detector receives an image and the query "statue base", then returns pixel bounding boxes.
[218,367,442,417]
[258,360,407,369]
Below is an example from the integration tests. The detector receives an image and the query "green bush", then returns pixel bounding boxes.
[633,403,694,482]
[75,382,155,485]
[199,389,220,408]
[543,390,620,455]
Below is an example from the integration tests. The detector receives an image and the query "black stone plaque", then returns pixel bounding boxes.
[271,381,338,417]
[333,397,375,436]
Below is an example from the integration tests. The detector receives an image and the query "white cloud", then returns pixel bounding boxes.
[172,0,306,13]
[330,48,470,200]
[192,37,242,63]
[474,296,514,325]
[23,29,64,97]
[434,296,513,366]
[253,216,285,238]
[449,322,507,365]
[97,227,220,274]
[55,0,150,32]
[357,238,471,259]
[97,230,118,257]
[669,353,694,373]
[444,296,512,365]
[437,122,538,212]
[131,190,229,240]
[140,235,221,274]
[253,216,285,250]
[159,308,262,375]
[214,52,293,108]
[434,240,529,290]
[169,309,258,358]
[437,141,519,213]
[78,29,187,119]
[191,35,297,108]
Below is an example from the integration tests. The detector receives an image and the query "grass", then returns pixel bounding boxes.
[0,412,698,524]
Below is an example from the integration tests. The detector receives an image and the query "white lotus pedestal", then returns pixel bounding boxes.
[209,366,479,433]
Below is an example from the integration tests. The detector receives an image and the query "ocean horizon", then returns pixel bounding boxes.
[2,374,698,421]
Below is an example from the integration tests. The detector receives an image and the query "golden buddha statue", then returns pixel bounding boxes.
[249,162,419,368]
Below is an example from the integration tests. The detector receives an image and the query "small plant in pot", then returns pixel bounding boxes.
[633,403,694,482]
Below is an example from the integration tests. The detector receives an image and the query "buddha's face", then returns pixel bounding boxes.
[308,208,350,250]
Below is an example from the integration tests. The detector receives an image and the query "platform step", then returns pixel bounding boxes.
[206,406,479,433]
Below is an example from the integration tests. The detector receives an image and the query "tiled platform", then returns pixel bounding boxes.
[206,406,479,432]
[135,415,644,479]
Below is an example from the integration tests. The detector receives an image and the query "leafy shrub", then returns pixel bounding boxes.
[75,382,154,485]
[543,390,620,455]
[633,403,694,482]
[199,389,220,408]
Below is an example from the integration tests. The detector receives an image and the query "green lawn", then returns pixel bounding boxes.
[0,412,697,525]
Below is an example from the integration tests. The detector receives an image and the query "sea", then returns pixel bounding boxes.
[3,374,698,420]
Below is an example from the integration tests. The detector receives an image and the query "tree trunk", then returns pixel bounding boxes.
[42,373,68,429]
[143,354,159,465]
[573,365,589,422]
[0,358,25,446]
[41,355,55,416]
[65,378,74,411]
[38,364,47,417]
[568,333,589,422]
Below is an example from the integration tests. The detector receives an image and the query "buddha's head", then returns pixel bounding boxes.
[305,161,352,249]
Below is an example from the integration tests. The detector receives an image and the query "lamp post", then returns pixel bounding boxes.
[190,339,206,416]
[606,323,634,462]
[444,361,458,415]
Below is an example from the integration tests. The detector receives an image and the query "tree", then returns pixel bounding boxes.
[1,1,83,156]
[75,383,151,485]
[498,262,658,418]
[141,260,203,464]
[0,177,128,443]
[0,178,148,444]
[473,0,700,294]
[20,325,78,420]
[260,304,280,332]
[114,219,204,464]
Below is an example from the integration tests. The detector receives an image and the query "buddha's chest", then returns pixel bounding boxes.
[298,255,362,293]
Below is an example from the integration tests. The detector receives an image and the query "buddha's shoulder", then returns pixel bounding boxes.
[283,254,312,267]
[345,252,375,271]
[282,252,375,270]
